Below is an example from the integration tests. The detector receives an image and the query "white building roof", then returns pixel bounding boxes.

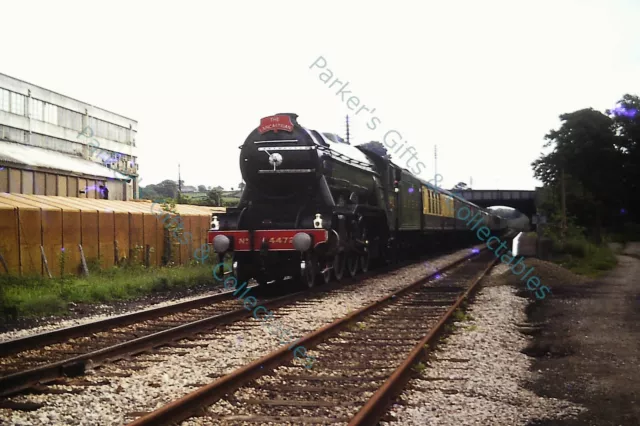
[0,140,132,181]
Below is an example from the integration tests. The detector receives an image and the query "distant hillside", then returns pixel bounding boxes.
[181,190,241,207]
[223,190,242,198]
[181,192,208,200]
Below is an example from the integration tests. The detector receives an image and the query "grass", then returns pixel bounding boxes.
[348,321,367,331]
[443,323,457,333]
[551,235,618,277]
[412,361,427,374]
[452,308,473,322]
[0,261,232,321]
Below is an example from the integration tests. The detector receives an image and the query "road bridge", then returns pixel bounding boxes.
[451,188,539,217]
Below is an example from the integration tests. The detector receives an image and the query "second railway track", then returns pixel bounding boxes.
[0,285,290,398]
[127,249,499,426]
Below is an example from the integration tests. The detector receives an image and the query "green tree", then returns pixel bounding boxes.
[156,180,179,199]
[197,185,207,192]
[139,185,161,200]
[532,108,626,241]
[608,94,640,223]
[158,199,183,265]
[207,187,223,206]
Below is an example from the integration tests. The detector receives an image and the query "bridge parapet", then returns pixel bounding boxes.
[451,189,536,201]
[450,188,540,217]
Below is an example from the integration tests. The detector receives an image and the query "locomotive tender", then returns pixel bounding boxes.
[208,113,507,288]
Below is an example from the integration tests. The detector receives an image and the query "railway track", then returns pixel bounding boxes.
[0,243,473,402]
[126,249,498,426]
[0,285,281,398]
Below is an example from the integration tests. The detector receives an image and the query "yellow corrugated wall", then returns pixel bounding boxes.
[0,203,19,275]
[11,195,63,278]
[41,209,63,277]
[62,210,82,275]
[98,211,115,269]
[0,195,44,275]
[129,213,144,264]
[114,212,130,264]
[19,208,42,275]
[192,215,204,257]
[81,211,99,265]
[142,213,157,267]
[0,196,221,277]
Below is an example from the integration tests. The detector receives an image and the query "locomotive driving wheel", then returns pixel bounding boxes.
[358,219,370,273]
[333,250,345,281]
[300,253,318,289]
[346,252,359,277]
[319,257,332,285]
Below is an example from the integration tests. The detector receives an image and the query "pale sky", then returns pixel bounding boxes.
[2,0,639,191]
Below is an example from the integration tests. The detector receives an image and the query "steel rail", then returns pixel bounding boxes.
[0,290,302,397]
[126,248,492,426]
[0,286,246,357]
[348,255,499,425]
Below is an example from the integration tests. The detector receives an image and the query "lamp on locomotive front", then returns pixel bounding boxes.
[267,152,283,170]
[213,234,230,253]
[292,233,312,252]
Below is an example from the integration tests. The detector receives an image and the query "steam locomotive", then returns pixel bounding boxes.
[208,113,507,288]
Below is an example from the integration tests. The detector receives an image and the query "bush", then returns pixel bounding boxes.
[560,244,617,276]
[86,256,103,272]
[543,223,618,277]
[560,236,590,257]
[555,238,617,277]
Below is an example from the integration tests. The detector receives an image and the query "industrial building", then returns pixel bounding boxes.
[0,72,139,200]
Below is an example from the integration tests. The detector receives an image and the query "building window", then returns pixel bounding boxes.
[0,88,9,112]
[30,98,44,121]
[9,92,26,116]
[85,116,130,143]
[57,107,82,131]
[43,103,58,125]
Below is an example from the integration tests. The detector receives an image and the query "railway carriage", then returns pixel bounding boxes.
[208,113,506,289]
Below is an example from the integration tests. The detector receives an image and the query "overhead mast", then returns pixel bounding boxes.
[345,115,350,145]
